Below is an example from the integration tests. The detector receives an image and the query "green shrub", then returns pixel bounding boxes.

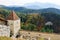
[40,25,54,33]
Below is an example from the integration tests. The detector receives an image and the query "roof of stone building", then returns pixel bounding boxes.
[6,11,19,20]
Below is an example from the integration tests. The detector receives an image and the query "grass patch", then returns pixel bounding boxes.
[38,37,45,40]
[0,36,12,40]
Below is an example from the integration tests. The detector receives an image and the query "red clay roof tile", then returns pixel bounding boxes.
[7,11,19,20]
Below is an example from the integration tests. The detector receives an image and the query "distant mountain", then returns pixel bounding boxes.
[38,8,60,14]
[0,5,5,7]
[0,5,60,14]
[24,2,60,9]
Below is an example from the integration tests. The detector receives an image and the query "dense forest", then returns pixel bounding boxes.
[0,8,60,33]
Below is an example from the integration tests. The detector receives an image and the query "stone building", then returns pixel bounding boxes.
[0,11,20,37]
[0,17,10,37]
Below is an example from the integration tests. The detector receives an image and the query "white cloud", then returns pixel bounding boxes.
[0,0,60,6]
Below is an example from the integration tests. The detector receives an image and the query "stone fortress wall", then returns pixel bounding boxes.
[0,25,10,37]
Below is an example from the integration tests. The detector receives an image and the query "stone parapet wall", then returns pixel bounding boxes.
[0,25,10,37]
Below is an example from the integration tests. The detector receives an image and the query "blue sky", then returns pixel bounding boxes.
[0,0,60,6]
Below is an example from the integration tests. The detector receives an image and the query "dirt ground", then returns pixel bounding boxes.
[19,30,60,40]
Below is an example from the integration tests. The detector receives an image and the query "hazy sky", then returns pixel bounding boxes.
[0,0,60,6]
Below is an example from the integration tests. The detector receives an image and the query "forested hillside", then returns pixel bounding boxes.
[0,7,60,33]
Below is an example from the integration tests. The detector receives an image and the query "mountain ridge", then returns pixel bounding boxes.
[0,5,60,14]
[23,2,60,9]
